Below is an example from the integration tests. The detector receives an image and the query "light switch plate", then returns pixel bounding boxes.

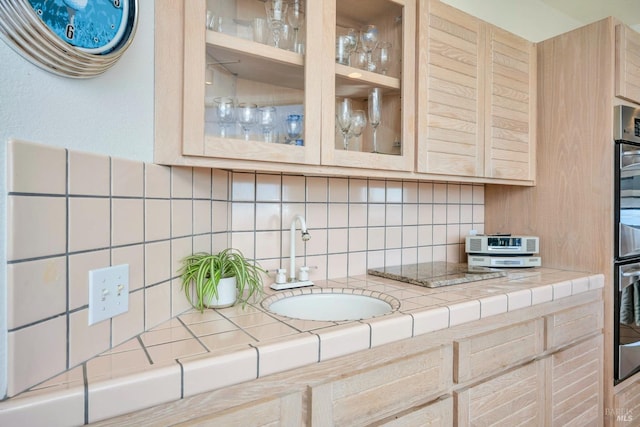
[88,264,129,325]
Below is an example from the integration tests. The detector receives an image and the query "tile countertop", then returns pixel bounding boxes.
[0,268,604,426]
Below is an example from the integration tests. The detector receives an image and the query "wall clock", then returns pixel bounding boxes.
[0,0,138,78]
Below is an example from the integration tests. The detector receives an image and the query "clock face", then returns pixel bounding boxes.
[29,0,134,55]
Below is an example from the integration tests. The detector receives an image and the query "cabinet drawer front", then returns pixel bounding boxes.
[545,301,603,350]
[454,318,544,383]
[455,360,544,426]
[376,396,453,427]
[310,344,452,427]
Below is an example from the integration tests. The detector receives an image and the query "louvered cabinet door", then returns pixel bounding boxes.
[417,0,483,177]
[484,25,536,181]
[455,360,545,426]
[616,24,640,105]
[547,334,603,427]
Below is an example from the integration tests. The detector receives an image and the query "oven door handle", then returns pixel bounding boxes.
[622,269,640,277]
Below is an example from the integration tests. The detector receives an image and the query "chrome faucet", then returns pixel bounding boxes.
[270,214,314,290]
[289,214,310,282]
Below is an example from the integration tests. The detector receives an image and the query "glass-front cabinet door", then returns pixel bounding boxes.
[183,0,322,165]
[321,0,416,171]
[180,0,414,173]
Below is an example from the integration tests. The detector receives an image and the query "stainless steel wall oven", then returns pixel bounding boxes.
[615,105,640,384]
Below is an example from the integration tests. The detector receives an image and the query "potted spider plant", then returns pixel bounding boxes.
[179,248,266,312]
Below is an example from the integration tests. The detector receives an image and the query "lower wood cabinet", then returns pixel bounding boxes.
[97,290,604,426]
[176,391,307,426]
[455,360,545,426]
[454,318,544,384]
[377,396,453,427]
[310,344,452,426]
[546,334,603,427]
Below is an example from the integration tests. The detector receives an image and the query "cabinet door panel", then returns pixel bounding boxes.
[417,0,483,177]
[547,334,603,427]
[455,360,544,426]
[616,24,640,104]
[484,26,536,181]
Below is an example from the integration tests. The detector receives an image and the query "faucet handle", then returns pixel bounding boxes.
[298,265,317,281]
[275,268,287,284]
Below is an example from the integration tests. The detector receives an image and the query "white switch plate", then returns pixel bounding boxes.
[88,264,129,325]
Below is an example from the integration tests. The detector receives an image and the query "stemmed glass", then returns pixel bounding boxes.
[347,110,367,151]
[374,41,392,75]
[237,103,258,140]
[258,106,277,142]
[265,0,289,49]
[214,96,235,138]
[360,25,379,72]
[336,98,353,150]
[285,114,303,144]
[287,0,304,54]
[368,88,382,153]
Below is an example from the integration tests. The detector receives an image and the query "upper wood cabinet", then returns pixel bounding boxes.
[155,0,416,176]
[416,0,536,182]
[616,24,640,105]
[320,0,416,172]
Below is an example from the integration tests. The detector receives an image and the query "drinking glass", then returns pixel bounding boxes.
[347,110,367,151]
[351,47,368,70]
[360,25,379,72]
[214,96,235,138]
[373,41,392,75]
[265,0,289,48]
[237,102,258,140]
[287,0,304,54]
[337,27,357,66]
[258,106,277,142]
[285,114,303,144]
[336,98,353,150]
[368,88,382,153]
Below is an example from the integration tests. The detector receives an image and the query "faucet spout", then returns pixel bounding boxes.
[290,215,310,281]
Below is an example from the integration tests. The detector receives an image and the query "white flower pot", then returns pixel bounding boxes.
[204,276,238,308]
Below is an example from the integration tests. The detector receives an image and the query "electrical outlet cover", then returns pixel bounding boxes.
[88,264,129,325]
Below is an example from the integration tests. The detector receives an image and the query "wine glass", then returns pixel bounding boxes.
[360,25,379,72]
[368,88,382,153]
[237,102,258,140]
[285,114,303,144]
[287,0,304,54]
[373,41,392,75]
[258,106,277,142]
[214,96,235,138]
[265,0,289,48]
[347,110,367,151]
[336,98,353,150]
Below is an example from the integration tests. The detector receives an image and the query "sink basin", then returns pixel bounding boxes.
[262,289,399,321]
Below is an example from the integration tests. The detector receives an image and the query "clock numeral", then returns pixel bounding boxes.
[66,24,75,40]
[113,0,121,7]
